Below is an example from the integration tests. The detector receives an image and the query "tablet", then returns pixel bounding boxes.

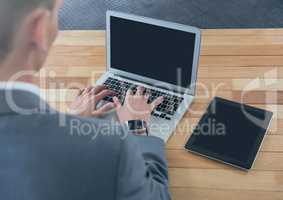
[185,97,273,170]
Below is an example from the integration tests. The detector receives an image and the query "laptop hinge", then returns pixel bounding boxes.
[113,74,185,95]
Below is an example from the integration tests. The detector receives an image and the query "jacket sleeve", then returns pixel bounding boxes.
[116,133,171,200]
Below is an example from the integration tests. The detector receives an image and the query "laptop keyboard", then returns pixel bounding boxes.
[102,77,184,120]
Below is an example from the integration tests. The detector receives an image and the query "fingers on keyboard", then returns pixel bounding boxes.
[103,78,184,117]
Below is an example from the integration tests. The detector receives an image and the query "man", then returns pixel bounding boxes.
[0,0,170,200]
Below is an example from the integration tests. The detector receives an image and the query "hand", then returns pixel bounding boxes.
[68,86,116,118]
[113,86,163,124]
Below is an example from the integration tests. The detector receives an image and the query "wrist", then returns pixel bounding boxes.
[124,120,149,136]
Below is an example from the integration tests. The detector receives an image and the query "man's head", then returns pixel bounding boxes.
[0,0,63,73]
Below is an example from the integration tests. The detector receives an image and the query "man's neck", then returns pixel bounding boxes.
[0,68,35,84]
[0,52,36,83]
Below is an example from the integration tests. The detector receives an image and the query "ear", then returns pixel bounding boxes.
[29,9,51,52]
[57,0,64,8]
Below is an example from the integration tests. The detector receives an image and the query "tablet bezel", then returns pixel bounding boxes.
[185,97,273,171]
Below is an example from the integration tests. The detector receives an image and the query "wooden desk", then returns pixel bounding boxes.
[42,30,283,200]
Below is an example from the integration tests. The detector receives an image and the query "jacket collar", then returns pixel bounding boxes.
[0,82,52,116]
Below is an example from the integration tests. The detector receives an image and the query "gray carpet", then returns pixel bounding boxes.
[59,0,283,30]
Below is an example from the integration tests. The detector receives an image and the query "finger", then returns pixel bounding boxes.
[82,87,92,95]
[80,88,87,95]
[125,89,134,103]
[95,90,116,101]
[113,96,122,108]
[144,94,150,102]
[92,103,115,116]
[86,86,93,93]
[126,88,134,96]
[77,89,84,96]
[136,86,145,96]
[91,85,108,95]
[145,89,151,96]
[84,95,96,106]
[151,96,164,110]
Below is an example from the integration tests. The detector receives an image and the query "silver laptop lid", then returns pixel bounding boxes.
[106,10,201,95]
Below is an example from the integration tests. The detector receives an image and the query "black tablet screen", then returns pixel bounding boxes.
[185,97,273,169]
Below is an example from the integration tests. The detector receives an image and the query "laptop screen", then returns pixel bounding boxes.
[110,16,196,89]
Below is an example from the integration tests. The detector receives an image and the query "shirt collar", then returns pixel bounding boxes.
[0,81,40,97]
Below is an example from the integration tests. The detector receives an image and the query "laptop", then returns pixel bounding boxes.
[96,11,201,142]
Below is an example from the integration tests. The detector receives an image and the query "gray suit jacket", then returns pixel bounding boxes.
[0,89,171,200]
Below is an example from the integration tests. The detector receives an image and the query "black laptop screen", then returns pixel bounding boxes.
[110,16,196,88]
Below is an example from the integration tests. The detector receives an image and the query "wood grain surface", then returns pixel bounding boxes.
[41,30,283,200]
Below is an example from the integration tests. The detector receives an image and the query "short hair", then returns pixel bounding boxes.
[0,0,54,62]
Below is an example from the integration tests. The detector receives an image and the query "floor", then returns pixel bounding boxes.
[59,0,283,30]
